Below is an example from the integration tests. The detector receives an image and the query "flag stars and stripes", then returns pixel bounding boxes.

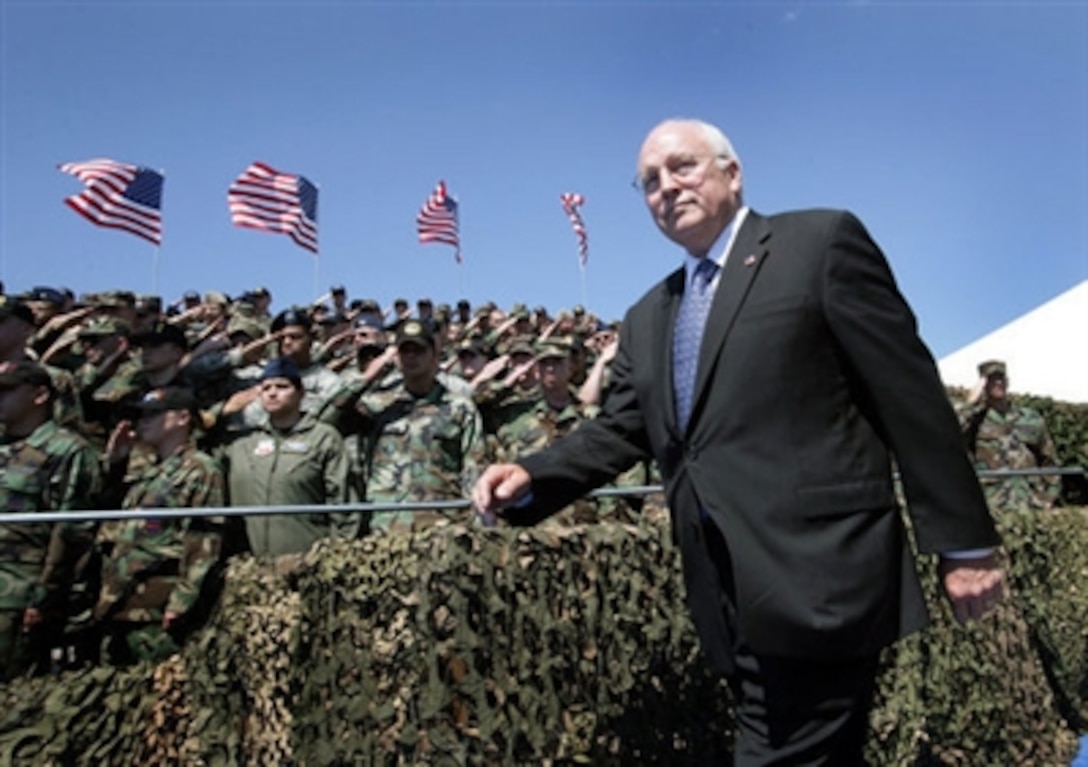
[417,180,461,263]
[58,158,164,245]
[560,192,588,267]
[228,161,319,254]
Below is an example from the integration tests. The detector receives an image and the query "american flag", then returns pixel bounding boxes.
[58,159,164,245]
[228,162,318,254]
[560,192,588,267]
[417,180,461,263]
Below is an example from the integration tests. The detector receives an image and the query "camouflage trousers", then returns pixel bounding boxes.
[100,621,180,666]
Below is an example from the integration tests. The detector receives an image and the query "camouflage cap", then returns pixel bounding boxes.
[357,299,381,314]
[0,360,53,392]
[128,386,198,416]
[456,338,488,358]
[0,295,36,325]
[225,315,265,340]
[978,360,1007,378]
[78,316,131,338]
[97,290,136,309]
[535,339,571,362]
[506,335,536,358]
[395,319,435,349]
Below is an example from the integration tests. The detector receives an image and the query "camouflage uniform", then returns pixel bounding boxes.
[0,420,100,679]
[224,416,359,555]
[960,401,1061,510]
[95,443,226,664]
[359,383,487,532]
[490,391,642,524]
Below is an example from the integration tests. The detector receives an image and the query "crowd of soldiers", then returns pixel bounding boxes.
[0,283,1061,680]
[0,284,653,679]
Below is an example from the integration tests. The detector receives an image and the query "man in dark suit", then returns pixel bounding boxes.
[472,118,1004,765]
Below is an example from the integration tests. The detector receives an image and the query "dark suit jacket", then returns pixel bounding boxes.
[517,209,1000,674]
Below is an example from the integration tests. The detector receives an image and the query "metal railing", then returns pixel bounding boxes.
[0,467,1082,526]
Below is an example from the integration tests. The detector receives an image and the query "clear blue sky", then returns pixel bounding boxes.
[1,1,1085,358]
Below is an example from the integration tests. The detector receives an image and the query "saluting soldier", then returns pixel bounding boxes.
[0,361,100,679]
[354,320,487,532]
[96,387,226,664]
[959,359,1062,510]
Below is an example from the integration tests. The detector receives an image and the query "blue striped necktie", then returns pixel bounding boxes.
[673,257,719,431]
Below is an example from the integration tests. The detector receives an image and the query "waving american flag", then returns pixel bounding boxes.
[560,192,588,267]
[228,162,318,254]
[58,158,164,245]
[417,180,461,263]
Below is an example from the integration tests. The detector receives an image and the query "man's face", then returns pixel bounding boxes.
[139,341,183,374]
[135,408,188,448]
[537,355,571,393]
[0,383,40,427]
[985,373,1009,403]
[84,334,123,366]
[457,349,487,379]
[637,121,742,256]
[0,315,32,357]
[278,326,312,363]
[510,352,538,390]
[259,378,302,417]
[396,341,437,384]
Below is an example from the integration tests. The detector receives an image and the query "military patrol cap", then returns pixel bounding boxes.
[354,314,384,331]
[506,336,535,358]
[395,319,435,349]
[260,356,303,388]
[535,339,571,362]
[510,303,530,320]
[0,361,53,392]
[135,294,162,315]
[457,298,471,311]
[182,290,201,303]
[978,360,1007,378]
[98,290,136,309]
[0,296,36,325]
[572,304,586,316]
[250,286,270,298]
[204,291,229,307]
[129,386,198,416]
[330,284,346,295]
[78,316,131,338]
[134,320,188,349]
[319,312,348,327]
[357,298,381,314]
[226,315,265,340]
[25,286,65,305]
[271,306,312,333]
[456,338,488,358]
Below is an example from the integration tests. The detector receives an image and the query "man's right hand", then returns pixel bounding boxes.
[472,464,532,518]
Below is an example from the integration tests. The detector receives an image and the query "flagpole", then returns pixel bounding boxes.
[152,245,159,295]
[313,254,320,304]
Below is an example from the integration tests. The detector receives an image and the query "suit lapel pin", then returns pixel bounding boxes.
[744,254,757,267]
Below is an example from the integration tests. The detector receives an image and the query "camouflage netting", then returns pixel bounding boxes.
[0,512,1083,765]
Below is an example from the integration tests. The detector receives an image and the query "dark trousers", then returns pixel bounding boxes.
[702,517,879,765]
[728,649,879,766]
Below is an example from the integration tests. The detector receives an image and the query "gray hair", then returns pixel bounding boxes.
[642,118,744,183]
